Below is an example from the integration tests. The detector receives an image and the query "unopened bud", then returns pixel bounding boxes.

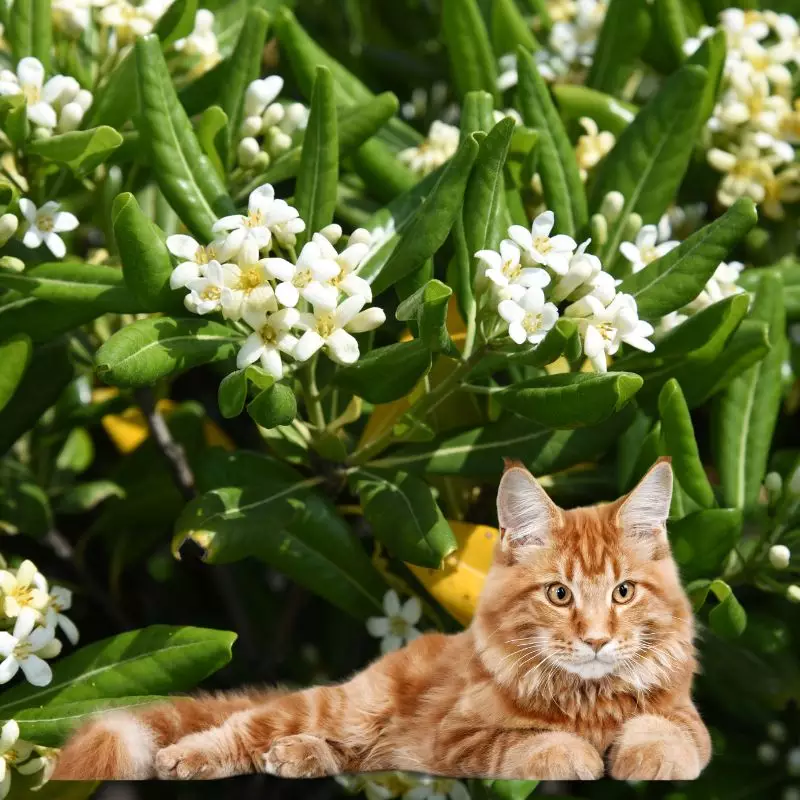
[758,742,779,764]
[285,102,309,131]
[58,102,84,132]
[770,544,791,570]
[765,472,782,494]
[75,89,93,112]
[601,190,624,221]
[237,136,260,167]
[240,115,262,138]
[787,584,800,603]
[590,213,608,247]
[261,102,285,128]
[269,129,293,154]
[32,127,52,140]
[0,213,19,246]
[349,227,372,246]
[319,224,342,245]
[622,212,643,241]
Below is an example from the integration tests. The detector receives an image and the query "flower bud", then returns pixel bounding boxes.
[237,136,260,167]
[758,742,779,764]
[590,213,608,247]
[0,213,19,246]
[319,224,342,245]
[622,212,643,241]
[269,129,293,154]
[240,115,262,138]
[261,102,285,128]
[75,89,93,112]
[765,472,782,494]
[770,544,791,570]
[601,190,624,221]
[285,102,309,131]
[58,102,84,132]
[767,721,786,742]
[349,228,372,246]
[32,127,52,140]
[787,584,800,603]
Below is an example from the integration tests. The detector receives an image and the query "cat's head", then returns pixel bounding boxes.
[474,458,695,698]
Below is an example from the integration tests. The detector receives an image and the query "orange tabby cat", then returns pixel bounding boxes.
[54,457,710,782]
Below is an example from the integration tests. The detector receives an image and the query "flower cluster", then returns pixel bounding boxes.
[475,209,655,372]
[398,121,460,177]
[575,116,616,182]
[687,9,800,219]
[168,183,386,377]
[99,0,173,46]
[0,57,92,134]
[172,8,221,77]
[0,557,79,688]
[236,77,310,170]
[0,719,52,799]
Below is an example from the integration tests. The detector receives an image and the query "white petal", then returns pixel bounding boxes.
[401,596,422,624]
[19,654,52,687]
[293,330,325,362]
[57,613,80,645]
[17,57,44,90]
[518,268,550,288]
[366,617,390,638]
[43,232,66,258]
[27,625,54,650]
[13,608,37,640]
[624,335,655,353]
[334,295,366,327]
[0,657,18,685]
[212,214,247,232]
[582,324,605,358]
[248,182,276,215]
[637,225,659,249]
[326,329,359,364]
[380,635,403,654]
[0,721,18,752]
[619,242,641,264]
[0,635,15,659]
[339,273,372,301]
[166,234,200,260]
[17,199,36,223]
[27,101,57,129]
[474,249,501,270]
[383,589,401,616]
[499,239,520,266]
[508,321,527,344]
[507,225,533,251]
[275,281,300,308]
[346,307,386,333]
[498,299,525,323]
[259,346,284,380]
[531,210,554,237]
[263,257,295,282]
[170,262,201,289]
[302,282,338,311]
[237,333,265,369]
[52,211,79,232]
[22,227,43,249]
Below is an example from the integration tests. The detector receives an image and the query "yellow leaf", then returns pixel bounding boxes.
[407,520,498,625]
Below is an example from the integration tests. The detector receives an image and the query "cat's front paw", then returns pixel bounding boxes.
[155,731,238,781]
[263,734,339,778]
[610,715,701,781]
[524,732,604,780]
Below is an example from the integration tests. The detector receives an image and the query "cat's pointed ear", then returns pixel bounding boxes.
[617,457,673,550]
[497,459,562,553]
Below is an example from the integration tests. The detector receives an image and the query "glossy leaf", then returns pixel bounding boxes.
[669,510,741,582]
[196,105,228,179]
[396,280,454,353]
[553,85,637,135]
[353,468,457,568]
[490,0,538,54]
[0,627,236,714]
[295,66,338,248]
[619,199,758,320]
[0,334,32,413]
[516,46,587,237]
[28,127,123,175]
[218,370,249,419]
[247,382,297,428]
[95,317,240,388]
[58,481,126,514]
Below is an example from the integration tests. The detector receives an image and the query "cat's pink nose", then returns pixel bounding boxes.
[583,637,610,653]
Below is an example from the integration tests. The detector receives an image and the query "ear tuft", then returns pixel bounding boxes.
[617,460,673,540]
[497,466,561,552]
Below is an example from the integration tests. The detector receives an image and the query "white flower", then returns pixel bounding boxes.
[100,0,157,44]
[509,211,577,275]
[0,719,37,799]
[619,225,679,274]
[575,117,615,180]
[550,239,602,302]
[237,307,300,380]
[567,293,654,372]
[497,53,519,91]
[281,102,310,135]
[0,611,60,687]
[0,57,59,129]
[173,8,219,61]
[683,25,716,56]
[45,587,79,646]
[52,0,93,36]
[656,311,688,336]
[398,121,459,177]
[18,199,78,259]
[498,288,559,346]
[219,256,275,320]
[404,777,470,800]
[719,8,769,49]
[264,241,339,310]
[167,234,235,289]
[244,76,284,118]
[212,184,305,260]
[769,544,791,570]
[0,560,49,619]
[475,240,551,292]
[183,260,228,315]
[312,232,373,302]
[294,296,385,365]
[366,590,422,654]
[708,139,774,206]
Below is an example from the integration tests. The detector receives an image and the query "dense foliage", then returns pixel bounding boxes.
[0,0,799,798]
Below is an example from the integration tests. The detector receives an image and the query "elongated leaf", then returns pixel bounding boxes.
[0,627,235,714]
[716,273,785,510]
[95,317,240,388]
[686,30,726,132]
[371,135,479,295]
[496,372,642,429]
[334,340,432,404]
[658,379,715,508]
[0,262,145,312]
[590,65,708,266]
[28,127,122,175]
[296,67,338,248]
[619,199,757,320]
[442,0,499,102]
[587,0,652,95]
[490,0,538,55]
[7,0,33,61]
[136,35,234,240]
[396,279,454,353]
[370,406,635,476]
[31,0,52,70]
[14,697,162,747]
[669,509,741,582]
[654,0,705,65]
[155,0,197,48]
[174,453,386,619]
[516,47,586,237]
[353,468,456,568]
[196,105,228,179]
[58,480,126,514]
[0,334,31,413]
[553,85,637,135]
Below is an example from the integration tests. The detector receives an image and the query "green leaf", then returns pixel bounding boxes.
[716,273,786,510]
[668,510,741,582]
[95,317,240,388]
[590,65,709,267]
[3,96,28,147]
[135,35,235,241]
[295,66,338,248]
[371,405,635,476]
[0,626,236,715]
[553,84,637,136]
[247,382,297,429]
[155,0,198,48]
[196,105,229,180]
[619,199,758,320]
[0,477,51,538]
[31,0,51,70]
[0,334,32,413]
[7,0,33,61]
[653,0,705,66]
[490,0,539,55]
[371,134,480,295]
[0,339,73,455]
[13,697,162,747]
[441,0,499,102]
[658,379,715,508]
[396,279,454,353]
[353,468,457,568]
[28,127,123,175]
[113,192,179,313]
[496,372,643,429]
[218,369,249,419]
[516,46,587,237]
[335,340,432,404]
[58,480,126,514]
[0,262,146,313]
[685,30,727,132]
[220,7,270,165]
[0,294,116,344]
[486,779,540,800]
[587,0,652,96]
[461,91,495,134]
[706,580,747,639]
[56,427,94,475]
[174,452,386,619]
[350,138,418,204]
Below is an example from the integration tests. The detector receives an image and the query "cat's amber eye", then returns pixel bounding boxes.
[546,583,573,606]
[613,581,636,604]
